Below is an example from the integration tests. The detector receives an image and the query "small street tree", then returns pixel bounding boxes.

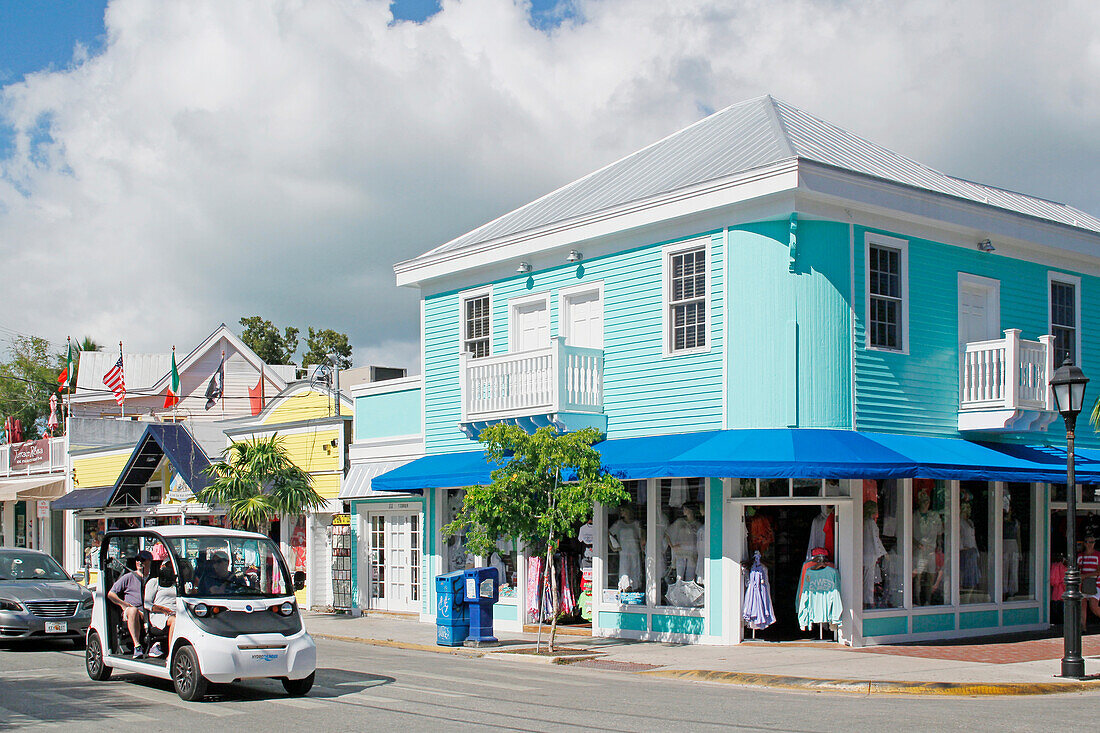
[443,424,627,652]
[198,435,328,534]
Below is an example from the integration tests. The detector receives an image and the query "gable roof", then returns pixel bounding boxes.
[74,324,292,401]
[405,95,1100,266]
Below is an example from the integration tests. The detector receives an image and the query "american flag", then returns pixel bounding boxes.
[102,352,125,406]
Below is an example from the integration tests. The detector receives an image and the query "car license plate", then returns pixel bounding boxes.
[44,622,67,634]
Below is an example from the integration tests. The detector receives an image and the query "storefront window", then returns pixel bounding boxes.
[659,478,706,608]
[911,479,950,607]
[863,479,902,609]
[443,489,471,572]
[961,481,994,604]
[81,519,106,570]
[607,480,646,599]
[1003,483,1035,601]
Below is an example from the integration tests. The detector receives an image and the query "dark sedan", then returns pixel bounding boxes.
[0,548,93,647]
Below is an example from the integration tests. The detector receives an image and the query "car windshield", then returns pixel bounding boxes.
[167,535,293,598]
[0,550,69,581]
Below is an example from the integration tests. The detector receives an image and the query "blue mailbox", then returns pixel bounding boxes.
[434,570,469,647]
[462,567,499,645]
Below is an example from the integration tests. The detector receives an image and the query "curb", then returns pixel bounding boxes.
[311,632,1100,696]
[639,668,1100,696]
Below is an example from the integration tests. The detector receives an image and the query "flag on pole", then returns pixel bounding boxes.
[163,347,181,408]
[204,355,224,410]
[103,346,126,406]
[57,338,73,392]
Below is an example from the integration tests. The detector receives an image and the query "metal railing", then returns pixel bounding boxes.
[0,436,67,478]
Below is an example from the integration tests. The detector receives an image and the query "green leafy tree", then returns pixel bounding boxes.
[301,327,353,369]
[238,317,300,365]
[443,425,627,651]
[198,435,327,534]
[0,335,60,441]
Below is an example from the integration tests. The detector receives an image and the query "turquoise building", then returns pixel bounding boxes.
[365,96,1100,645]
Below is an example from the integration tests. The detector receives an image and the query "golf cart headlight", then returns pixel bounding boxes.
[279,601,294,616]
[191,602,209,618]
[81,597,94,610]
[0,598,24,612]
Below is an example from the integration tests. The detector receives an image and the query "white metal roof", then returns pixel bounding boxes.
[76,351,171,393]
[410,95,1100,263]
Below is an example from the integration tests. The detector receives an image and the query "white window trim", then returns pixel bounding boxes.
[662,238,712,357]
[1047,271,1081,366]
[957,273,1001,346]
[864,233,910,355]
[558,280,605,348]
[507,291,551,352]
[457,285,493,358]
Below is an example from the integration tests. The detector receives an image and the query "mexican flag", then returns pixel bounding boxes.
[163,349,181,408]
[57,340,73,392]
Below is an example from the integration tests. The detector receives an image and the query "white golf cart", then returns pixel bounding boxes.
[85,526,316,701]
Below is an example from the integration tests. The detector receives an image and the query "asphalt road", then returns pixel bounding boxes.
[2,637,1100,732]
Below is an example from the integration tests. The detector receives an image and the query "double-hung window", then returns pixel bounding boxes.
[866,236,908,351]
[462,293,490,358]
[665,243,707,353]
[1049,275,1078,366]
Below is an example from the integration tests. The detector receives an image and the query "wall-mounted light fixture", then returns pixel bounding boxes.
[977,239,995,253]
[566,250,583,263]
[516,261,532,274]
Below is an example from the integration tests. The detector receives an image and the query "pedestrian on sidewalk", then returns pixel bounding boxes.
[1077,536,1100,631]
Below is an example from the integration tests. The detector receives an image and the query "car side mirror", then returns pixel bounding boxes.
[72,571,85,583]
[293,571,307,591]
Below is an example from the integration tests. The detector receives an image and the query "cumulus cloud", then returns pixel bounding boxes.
[2,0,1099,370]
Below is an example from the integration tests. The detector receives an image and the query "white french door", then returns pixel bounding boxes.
[366,512,421,612]
[511,298,550,352]
[562,288,603,348]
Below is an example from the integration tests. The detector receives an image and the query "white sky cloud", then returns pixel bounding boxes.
[2,0,1099,371]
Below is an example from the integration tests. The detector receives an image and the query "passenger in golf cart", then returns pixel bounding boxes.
[105,549,153,657]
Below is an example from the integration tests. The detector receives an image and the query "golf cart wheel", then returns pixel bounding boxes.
[282,672,315,696]
[85,631,111,681]
[172,645,208,701]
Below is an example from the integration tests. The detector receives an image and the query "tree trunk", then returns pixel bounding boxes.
[548,543,558,653]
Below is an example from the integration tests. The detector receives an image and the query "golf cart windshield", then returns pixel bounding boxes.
[0,550,69,581]
[166,535,293,599]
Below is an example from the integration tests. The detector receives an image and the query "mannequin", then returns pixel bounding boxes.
[665,505,700,582]
[912,488,943,605]
[609,506,644,591]
[806,506,836,561]
[1002,500,1020,598]
[862,501,886,606]
[959,502,980,591]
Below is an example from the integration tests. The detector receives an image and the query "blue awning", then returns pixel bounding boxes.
[372,428,1100,491]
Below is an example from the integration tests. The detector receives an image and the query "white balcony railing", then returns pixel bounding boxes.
[0,435,67,478]
[461,338,604,424]
[959,330,1055,430]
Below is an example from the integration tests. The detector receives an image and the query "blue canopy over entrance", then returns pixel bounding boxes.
[371,428,1100,491]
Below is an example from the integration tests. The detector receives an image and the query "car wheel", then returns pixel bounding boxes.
[85,631,111,681]
[281,672,315,696]
[172,645,208,702]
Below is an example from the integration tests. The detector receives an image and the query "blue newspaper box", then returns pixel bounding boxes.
[435,571,468,647]
[462,567,499,645]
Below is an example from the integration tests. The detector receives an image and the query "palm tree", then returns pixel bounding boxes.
[198,435,328,533]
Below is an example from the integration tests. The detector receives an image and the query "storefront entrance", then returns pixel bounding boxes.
[363,511,421,613]
[742,502,842,641]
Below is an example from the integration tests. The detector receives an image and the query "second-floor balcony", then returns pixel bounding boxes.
[460,338,605,436]
[0,436,67,478]
[958,329,1056,432]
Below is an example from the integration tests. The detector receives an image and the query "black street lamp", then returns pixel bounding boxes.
[1050,358,1090,679]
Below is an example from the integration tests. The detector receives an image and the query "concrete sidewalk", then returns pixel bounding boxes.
[302,611,1100,695]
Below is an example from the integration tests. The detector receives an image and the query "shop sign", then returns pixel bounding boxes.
[11,439,50,469]
[166,473,194,502]
[332,514,351,526]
